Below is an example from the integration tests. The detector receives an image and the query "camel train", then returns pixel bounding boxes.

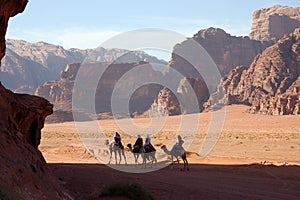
[106,132,189,170]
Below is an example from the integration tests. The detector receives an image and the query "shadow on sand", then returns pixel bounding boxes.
[49,163,300,200]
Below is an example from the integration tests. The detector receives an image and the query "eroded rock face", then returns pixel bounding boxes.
[150,87,181,116]
[0,83,71,200]
[0,83,53,147]
[250,5,300,42]
[206,28,300,115]
[150,77,209,115]
[0,1,71,199]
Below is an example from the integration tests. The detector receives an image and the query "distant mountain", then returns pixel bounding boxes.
[1,39,166,93]
[205,28,300,115]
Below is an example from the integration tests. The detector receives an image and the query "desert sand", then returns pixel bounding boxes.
[39,105,300,199]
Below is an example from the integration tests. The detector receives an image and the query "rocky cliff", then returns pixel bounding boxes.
[0,1,71,199]
[167,27,271,77]
[250,5,300,42]
[155,27,271,116]
[36,61,163,122]
[206,28,300,115]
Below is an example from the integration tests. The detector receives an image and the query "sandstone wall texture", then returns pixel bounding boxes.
[206,28,300,115]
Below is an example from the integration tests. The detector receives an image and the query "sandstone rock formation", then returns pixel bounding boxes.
[0,83,71,199]
[2,39,166,93]
[155,27,271,116]
[150,87,181,116]
[206,28,300,115]
[167,27,271,77]
[150,77,209,115]
[36,61,163,122]
[250,5,300,42]
[0,1,71,199]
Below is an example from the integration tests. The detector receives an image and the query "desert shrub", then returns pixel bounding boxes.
[99,182,154,200]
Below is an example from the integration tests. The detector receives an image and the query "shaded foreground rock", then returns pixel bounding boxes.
[206,28,300,115]
[0,0,72,199]
[0,0,27,60]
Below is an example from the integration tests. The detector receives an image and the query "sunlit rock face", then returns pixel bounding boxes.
[250,5,300,42]
[206,28,300,115]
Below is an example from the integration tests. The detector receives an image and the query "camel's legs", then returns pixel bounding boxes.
[133,153,139,166]
[121,150,127,165]
[114,151,117,164]
[181,153,189,171]
[108,149,113,164]
[117,150,121,164]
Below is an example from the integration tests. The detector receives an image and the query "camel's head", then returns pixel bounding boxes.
[161,145,166,149]
[127,144,132,149]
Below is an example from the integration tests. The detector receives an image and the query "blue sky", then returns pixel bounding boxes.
[7,0,300,51]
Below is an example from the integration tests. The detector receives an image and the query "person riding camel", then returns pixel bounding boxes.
[133,134,143,152]
[177,135,184,146]
[144,134,156,152]
[113,132,124,149]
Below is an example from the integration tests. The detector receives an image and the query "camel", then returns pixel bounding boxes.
[105,139,127,165]
[161,143,189,171]
[127,143,157,168]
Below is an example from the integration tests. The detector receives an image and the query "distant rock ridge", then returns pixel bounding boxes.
[2,39,166,93]
[205,28,300,115]
[250,5,300,42]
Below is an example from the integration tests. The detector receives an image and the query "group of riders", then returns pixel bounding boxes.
[110,132,156,153]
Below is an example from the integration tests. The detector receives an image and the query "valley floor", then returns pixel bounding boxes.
[40,105,300,199]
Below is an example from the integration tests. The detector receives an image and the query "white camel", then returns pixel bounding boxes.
[161,142,189,171]
[105,139,127,165]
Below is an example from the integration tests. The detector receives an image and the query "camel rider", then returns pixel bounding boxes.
[144,134,156,152]
[177,135,184,146]
[113,132,124,149]
[133,134,143,150]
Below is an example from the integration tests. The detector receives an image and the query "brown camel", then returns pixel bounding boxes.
[127,143,157,168]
